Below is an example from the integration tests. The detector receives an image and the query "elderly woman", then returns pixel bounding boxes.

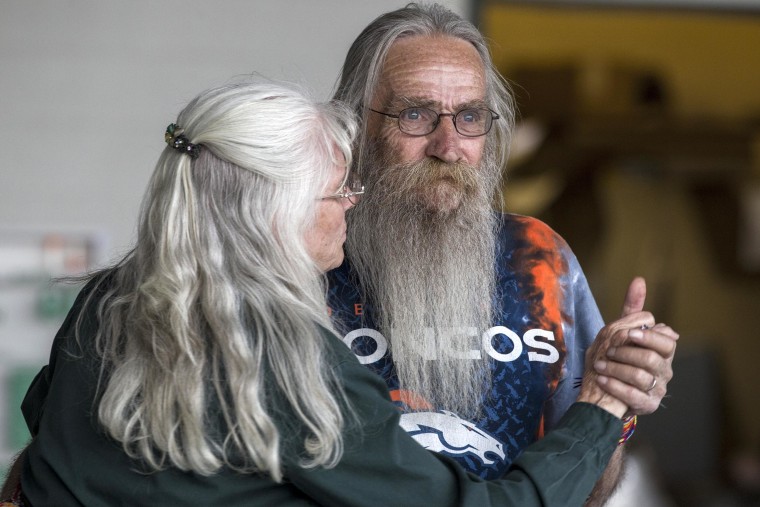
[2,80,638,506]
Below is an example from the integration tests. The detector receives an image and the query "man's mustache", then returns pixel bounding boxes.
[371,158,480,196]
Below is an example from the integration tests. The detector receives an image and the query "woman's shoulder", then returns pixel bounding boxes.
[317,326,396,411]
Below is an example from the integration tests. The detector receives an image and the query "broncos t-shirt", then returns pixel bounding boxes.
[326,213,604,480]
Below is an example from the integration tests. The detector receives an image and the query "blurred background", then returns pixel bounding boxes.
[479,1,760,506]
[1,1,759,505]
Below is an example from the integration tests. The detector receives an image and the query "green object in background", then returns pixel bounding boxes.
[36,283,80,320]
[5,366,39,449]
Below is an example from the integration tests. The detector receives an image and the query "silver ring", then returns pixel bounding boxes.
[646,377,657,392]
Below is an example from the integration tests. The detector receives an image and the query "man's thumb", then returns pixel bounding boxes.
[620,277,647,317]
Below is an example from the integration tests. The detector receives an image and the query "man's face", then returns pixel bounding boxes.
[367,35,488,212]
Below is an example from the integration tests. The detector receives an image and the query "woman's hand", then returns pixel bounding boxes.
[578,277,678,419]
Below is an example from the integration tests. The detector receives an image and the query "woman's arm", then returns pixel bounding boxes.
[285,351,622,507]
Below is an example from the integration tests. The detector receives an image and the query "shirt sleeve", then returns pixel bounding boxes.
[285,343,621,507]
[20,366,50,438]
[21,294,84,437]
[543,245,605,432]
[21,277,99,437]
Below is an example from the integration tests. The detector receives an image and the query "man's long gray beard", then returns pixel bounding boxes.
[346,148,499,418]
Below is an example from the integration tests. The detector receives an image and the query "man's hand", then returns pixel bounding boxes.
[593,277,679,416]
[577,277,678,506]
[576,278,653,418]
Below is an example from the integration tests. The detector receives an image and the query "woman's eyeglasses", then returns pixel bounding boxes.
[321,174,364,205]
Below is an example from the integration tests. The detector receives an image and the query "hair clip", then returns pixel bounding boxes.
[165,123,200,159]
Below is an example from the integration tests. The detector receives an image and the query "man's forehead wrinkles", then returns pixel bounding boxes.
[385,95,489,112]
[386,96,436,109]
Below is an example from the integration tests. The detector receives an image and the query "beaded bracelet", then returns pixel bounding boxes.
[618,415,637,445]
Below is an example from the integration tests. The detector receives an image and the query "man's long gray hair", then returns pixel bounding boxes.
[333,2,516,177]
[333,3,516,417]
[83,80,357,481]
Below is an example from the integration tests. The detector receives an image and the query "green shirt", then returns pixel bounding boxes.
[21,282,621,506]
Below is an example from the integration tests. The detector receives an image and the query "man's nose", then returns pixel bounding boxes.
[424,115,463,163]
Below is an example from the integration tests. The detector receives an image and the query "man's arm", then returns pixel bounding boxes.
[1,446,26,502]
[578,277,679,506]
[585,447,624,506]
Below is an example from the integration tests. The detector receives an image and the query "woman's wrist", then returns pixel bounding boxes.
[577,373,628,419]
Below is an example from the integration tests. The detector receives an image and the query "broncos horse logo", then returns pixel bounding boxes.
[399,410,506,466]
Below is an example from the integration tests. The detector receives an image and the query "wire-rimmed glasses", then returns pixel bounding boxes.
[321,173,365,205]
[369,106,499,137]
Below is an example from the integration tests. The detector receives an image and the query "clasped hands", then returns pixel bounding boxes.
[577,277,679,419]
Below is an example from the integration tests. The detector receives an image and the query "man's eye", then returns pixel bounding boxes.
[460,110,480,123]
[401,108,424,122]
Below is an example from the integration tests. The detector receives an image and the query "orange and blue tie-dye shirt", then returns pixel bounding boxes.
[327,213,603,479]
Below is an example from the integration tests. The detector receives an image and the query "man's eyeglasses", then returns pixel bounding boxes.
[321,174,365,205]
[369,106,499,137]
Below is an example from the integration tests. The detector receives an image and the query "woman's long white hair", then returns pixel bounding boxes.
[83,80,356,481]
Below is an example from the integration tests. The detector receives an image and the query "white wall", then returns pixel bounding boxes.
[0,0,467,468]
[0,0,467,260]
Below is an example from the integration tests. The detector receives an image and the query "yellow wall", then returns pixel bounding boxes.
[483,4,760,455]
[483,5,760,119]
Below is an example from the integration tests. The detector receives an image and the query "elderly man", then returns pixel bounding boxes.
[327,3,677,504]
